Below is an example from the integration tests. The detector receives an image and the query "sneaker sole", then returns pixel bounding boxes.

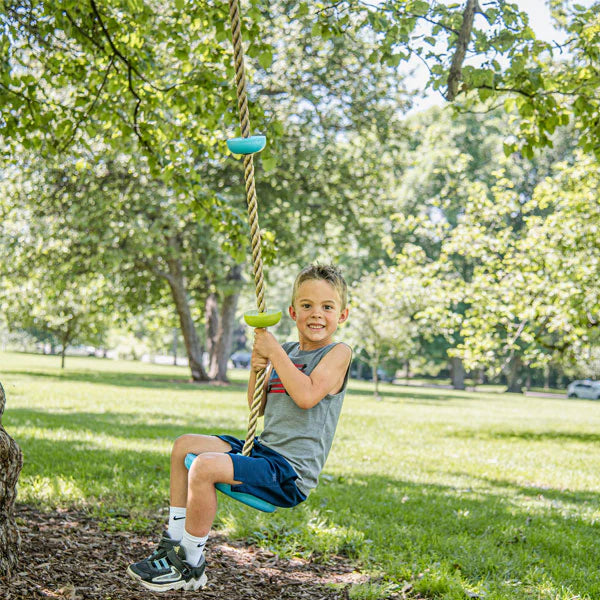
[127,569,208,592]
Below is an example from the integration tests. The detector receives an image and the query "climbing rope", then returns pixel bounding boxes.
[228,0,268,457]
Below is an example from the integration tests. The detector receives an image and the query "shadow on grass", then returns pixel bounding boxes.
[11,402,600,598]
[12,409,249,510]
[0,368,249,391]
[345,385,477,404]
[450,428,600,444]
[7,407,243,442]
[303,474,600,599]
[445,471,600,506]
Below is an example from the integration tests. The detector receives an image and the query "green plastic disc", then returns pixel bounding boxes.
[244,309,282,328]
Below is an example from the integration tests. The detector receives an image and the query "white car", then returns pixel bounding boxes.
[567,380,600,400]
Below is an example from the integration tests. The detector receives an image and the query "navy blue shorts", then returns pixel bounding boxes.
[216,435,307,508]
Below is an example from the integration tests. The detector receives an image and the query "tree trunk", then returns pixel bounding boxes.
[450,356,466,390]
[0,381,23,577]
[208,267,242,382]
[372,363,381,400]
[372,350,382,401]
[172,328,178,366]
[205,292,219,366]
[404,359,410,384]
[543,363,550,390]
[165,257,210,382]
[506,355,524,394]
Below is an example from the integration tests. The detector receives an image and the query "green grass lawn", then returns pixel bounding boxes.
[1,351,599,600]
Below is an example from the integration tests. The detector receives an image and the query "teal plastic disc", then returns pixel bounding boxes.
[227,135,267,155]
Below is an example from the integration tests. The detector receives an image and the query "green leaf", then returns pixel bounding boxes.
[258,49,273,70]
[261,156,276,172]
[296,3,309,17]
[478,88,494,101]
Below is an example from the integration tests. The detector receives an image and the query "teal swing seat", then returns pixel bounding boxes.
[184,452,276,513]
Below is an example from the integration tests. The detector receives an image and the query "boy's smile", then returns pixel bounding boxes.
[289,279,349,350]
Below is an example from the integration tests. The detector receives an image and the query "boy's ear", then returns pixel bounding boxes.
[288,305,297,321]
[338,307,349,324]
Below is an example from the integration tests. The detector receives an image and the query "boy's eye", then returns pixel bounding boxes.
[301,303,311,309]
[324,305,334,310]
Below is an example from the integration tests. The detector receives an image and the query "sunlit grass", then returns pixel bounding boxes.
[1,350,599,599]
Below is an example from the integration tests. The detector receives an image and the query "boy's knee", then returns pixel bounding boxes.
[172,434,194,457]
[188,453,229,484]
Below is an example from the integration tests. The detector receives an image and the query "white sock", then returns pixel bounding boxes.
[167,506,186,541]
[180,529,208,567]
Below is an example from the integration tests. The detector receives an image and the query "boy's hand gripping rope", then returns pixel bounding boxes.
[228,0,267,457]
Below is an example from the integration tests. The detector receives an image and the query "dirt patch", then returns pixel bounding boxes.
[1,505,367,599]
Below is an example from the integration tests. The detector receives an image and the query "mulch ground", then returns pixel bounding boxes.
[0,505,369,600]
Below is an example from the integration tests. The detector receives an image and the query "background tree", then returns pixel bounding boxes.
[309,1,599,159]
[343,248,434,399]
[0,382,22,577]
[1,273,115,369]
[444,153,600,391]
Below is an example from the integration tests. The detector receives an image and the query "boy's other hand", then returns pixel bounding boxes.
[250,349,269,372]
[252,328,279,367]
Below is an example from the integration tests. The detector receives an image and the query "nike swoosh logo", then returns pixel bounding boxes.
[172,516,186,520]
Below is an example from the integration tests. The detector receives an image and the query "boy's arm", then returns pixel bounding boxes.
[256,330,351,409]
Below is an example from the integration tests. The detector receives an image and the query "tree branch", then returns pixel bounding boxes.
[58,55,115,153]
[446,0,481,101]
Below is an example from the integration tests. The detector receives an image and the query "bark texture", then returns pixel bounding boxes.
[207,266,242,382]
[0,381,23,577]
[165,257,210,382]
[506,355,524,394]
[446,0,480,100]
[450,356,466,390]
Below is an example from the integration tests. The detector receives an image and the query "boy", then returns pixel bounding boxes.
[127,264,352,592]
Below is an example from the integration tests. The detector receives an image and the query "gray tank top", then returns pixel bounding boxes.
[259,341,351,496]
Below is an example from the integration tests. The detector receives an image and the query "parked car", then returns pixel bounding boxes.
[230,351,251,369]
[567,380,600,400]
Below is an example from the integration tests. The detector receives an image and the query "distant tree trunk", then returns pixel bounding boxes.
[164,257,209,382]
[543,364,550,390]
[58,322,75,370]
[449,356,466,390]
[372,347,382,400]
[404,359,410,384]
[506,355,524,394]
[372,363,381,400]
[208,266,242,382]
[205,292,219,367]
[0,382,23,577]
[172,328,178,366]
[477,368,486,385]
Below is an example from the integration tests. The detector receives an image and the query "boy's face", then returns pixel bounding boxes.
[289,279,349,348]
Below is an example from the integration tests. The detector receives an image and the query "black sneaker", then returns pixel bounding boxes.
[127,533,179,580]
[127,546,207,592]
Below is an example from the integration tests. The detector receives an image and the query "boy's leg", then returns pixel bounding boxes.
[185,451,241,537]
[170,434,233,508]
[127,435,239,591]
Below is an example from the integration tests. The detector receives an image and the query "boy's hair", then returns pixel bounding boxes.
[291,264,348,310]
